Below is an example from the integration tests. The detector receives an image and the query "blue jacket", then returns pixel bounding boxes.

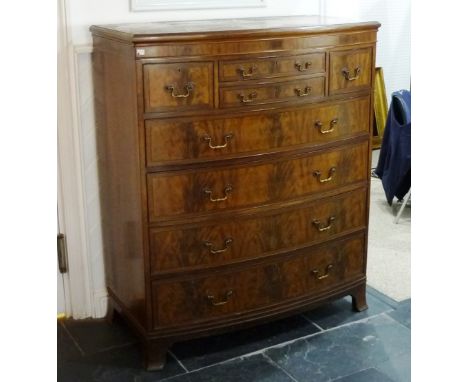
[374,90,411,205]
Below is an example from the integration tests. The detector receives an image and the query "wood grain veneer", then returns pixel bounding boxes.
[145,96,370,166]
[219,52,326,82]
[91,15,380,370]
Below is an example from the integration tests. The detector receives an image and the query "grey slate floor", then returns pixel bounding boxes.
[58,286,410,382]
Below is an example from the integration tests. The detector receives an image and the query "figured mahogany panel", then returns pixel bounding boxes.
[280,234,365,299]
[145,97,370,166]
[219,52,326,82]
[147,140,368,220]
[219,76,325,108]
[153,233,365,327]
[329,48,372,95]
[154,264,282,326]
[149,188,366,273]
[143,62,214,113]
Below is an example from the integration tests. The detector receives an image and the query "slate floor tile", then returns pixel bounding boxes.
[333,368,395,382]
[58,289,410,382]
[376,352,411,382]
[58,322,82,361]
[387,299,411,329]
[303,293,393,330]
[58,343,185,382]
[62,316,138,354]
[171,314,320,371]
[367,286,400,309]
[265,314,410,382]
[158,354,293,382]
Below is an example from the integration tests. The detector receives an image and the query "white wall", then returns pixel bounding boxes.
[68,0,320,45]
[324,0,411,101]
[63,0,409,318]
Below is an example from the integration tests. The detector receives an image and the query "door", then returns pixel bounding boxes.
[57,0,93,319]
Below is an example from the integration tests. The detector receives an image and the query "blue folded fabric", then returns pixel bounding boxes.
[374,90,411,205]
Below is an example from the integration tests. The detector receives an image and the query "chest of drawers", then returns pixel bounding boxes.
[90,16,380,370]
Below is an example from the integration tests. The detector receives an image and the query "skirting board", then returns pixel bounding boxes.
[93,288,109,318]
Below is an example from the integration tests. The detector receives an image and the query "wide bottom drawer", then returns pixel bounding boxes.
[153,233,366,328]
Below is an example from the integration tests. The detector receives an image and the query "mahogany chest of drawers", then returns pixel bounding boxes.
[90,16,380,370]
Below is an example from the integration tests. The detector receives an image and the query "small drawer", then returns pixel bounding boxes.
[329,48,372,95]
[150,188,367,273]
[147,141,368,220]
[219,77,325,108]
[143,62,214,113]
[153,233,365,327]
[145,97,370,167]
[219,53,326,82]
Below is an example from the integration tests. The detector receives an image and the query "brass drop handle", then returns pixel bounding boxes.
[238,66,257,78]
[207,290,233,306]
[295,61,313,72]
[238,92,257,103]
[203,133,233,150]
[311,264,334,280]
[204,238,233,254]
[204,185,233,202]
[295,86,312,97]
[313,216,336,232]
[342,67,361,81]
[165,82,195,98]
[315,119,338,134]
[313,167,336,183]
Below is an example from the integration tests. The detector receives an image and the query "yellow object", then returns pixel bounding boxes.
[373,67,389,147]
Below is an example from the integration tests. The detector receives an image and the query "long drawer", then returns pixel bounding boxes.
[149,188,366,273]
[145,96,370,167]
[152,233,366,327]
[147,140,368,220]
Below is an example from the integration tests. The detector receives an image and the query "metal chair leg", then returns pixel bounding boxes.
[394,188,411,224]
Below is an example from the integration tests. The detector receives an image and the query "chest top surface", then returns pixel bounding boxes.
[90,15,380,43]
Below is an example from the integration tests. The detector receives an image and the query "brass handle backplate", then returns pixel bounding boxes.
[313,216,336,232]
[315,119,338,134]
[311,264,334,280]
[295,61,313,72]
[203,133,233,150]
[206,290,233,306]
[295,86,312,97]
[238,92,257,103]
[238,66,257,78]
[342,67,361,81]
[204,238,233,254]
[204,185,233,202]
[165,82,195,98]
[313,167,336,183]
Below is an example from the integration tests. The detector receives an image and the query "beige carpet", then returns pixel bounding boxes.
[367,153,411,301]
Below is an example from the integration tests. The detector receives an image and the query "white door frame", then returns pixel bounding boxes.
[57,0,94,319]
